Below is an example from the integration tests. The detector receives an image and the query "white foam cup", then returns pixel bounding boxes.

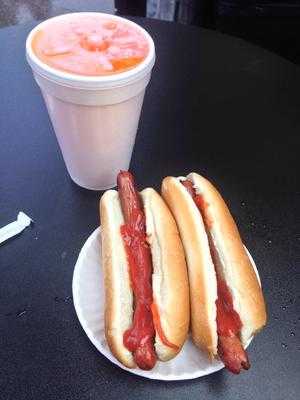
[26,13,155,190]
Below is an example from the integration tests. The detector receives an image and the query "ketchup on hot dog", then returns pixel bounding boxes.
[181,180,250,374]
[118,172,156,370]
[216,277,242,337]
[118,171,178,370]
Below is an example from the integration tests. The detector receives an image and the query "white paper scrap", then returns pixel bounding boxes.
[0,212,33,244]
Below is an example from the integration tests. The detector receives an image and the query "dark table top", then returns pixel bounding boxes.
[0,16,299,400]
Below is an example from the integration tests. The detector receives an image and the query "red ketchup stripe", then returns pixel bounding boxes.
[118,171,156,370]
[181,179,250,373]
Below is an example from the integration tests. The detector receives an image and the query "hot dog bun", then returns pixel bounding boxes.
[161,177,218,356]
[100,190,135,368]
[141,188,190,361]
[100,188,190,367]
[161,173,267,357]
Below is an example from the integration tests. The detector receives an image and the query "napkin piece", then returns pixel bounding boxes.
[0,212,33,244]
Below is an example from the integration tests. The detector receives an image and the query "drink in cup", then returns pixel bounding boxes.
[26,13,155,190]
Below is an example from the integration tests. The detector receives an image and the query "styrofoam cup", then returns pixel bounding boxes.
[26,13,155,190]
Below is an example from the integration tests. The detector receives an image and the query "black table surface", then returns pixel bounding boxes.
[0,16,299,400]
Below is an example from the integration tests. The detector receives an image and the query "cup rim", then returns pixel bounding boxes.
[26,12,155,89]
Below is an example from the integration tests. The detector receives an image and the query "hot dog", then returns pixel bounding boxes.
[162,173,267,374]
[100,171,190,370]
[118,172,157,369]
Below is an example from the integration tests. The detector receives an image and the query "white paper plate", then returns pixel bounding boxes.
[72,227,260,380]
